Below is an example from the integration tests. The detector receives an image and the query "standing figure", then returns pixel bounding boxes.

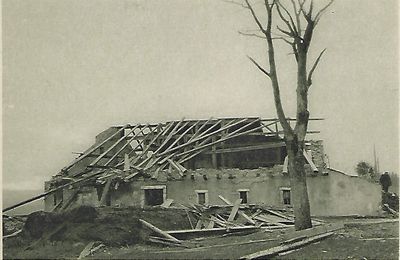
[379,171,392,193]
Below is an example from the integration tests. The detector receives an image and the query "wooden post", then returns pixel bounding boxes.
[211,136,218,169]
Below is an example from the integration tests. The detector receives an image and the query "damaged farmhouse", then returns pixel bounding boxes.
[43,117,380,216]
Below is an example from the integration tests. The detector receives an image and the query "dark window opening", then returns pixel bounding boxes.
[239,191,248,204]
[282,190,291,205]
[144,189,164,206]
[197,193,206,205]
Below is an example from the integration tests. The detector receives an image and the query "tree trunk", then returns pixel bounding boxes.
[286,138,312,230]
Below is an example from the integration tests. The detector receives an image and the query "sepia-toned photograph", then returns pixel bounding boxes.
[2,0,399,259]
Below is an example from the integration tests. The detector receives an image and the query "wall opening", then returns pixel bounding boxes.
[195,190,209,205]
[238,189,249,204]
[280,187,291,205]
[141,185,166,207]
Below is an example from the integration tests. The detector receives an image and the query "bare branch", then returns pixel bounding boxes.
[291,0,301,32]
[300,0,313,22]
[245,0,266,34]
[315,0,334,20]
[277,26,294,37]
[239,31,266,39]
[314,0,334,25]
[247,56,271,77]
[307,48,326,88]
[276,1,299,37]
[272,37,293,45]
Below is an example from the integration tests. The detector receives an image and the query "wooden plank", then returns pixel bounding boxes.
[128,122,174,166]
[195,219,203,230]
[224,118,261,138]
[77,242,105,259]
[60,189,80,211]
[161,118,245,156]
[168,159,184,177]
[148,237,188,248]
[154,119,186,154]
[177,136,214,164]
[218,195,232,205]
[3,229,22,239]
[228,199,242,221]
[239,232,334,259]
[265,209,293,221]
[187,117,213,142]
[176,124,264,158]
[105,124,154,166]
[139,219,181,243]
[161,199,174,208]
[166,226,260,238]
[282,156,288,174]
[124,170,140,182]
[186,210,194,229]
[204,142,286,154]
[89,125,138,167]
[218,195,256,225]
[160,120,200,155]
[61,125,129,173]
[3,170,106,213]
[303,150,318,172]
[78,242,96,259]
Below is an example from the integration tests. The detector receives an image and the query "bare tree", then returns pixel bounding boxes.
[242,0,333,230]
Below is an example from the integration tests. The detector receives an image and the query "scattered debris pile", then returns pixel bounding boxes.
[382,192,399,216]
[139,196,324,248]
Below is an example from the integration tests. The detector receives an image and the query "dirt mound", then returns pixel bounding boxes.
[18,206,192,248]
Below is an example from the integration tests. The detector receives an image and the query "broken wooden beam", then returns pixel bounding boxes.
[161,199,174,208]
[240,232,334,259]
[62,125,130,174]
[3,170,106,213]
[228,199,242,221]
[218,195,256,225]
[303,150,318,172]
[148,237,188,248]
[166,226,260,239]
[139,219,181,243]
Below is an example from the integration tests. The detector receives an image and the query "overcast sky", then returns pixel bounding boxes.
[3,0,399,191]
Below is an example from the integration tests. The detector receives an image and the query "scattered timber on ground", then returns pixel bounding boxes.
[240,232,335,259]
[139,219,181,243]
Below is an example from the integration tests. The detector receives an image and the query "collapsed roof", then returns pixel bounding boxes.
[52,117,321,182]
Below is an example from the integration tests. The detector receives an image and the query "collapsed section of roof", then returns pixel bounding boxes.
[53,117,321,182]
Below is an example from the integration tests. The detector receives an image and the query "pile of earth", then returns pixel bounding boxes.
[5,205,194,249]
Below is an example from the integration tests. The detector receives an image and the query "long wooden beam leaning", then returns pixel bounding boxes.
[61,125,130,173]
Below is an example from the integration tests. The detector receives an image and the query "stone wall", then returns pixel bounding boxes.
[46,165,381,216]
